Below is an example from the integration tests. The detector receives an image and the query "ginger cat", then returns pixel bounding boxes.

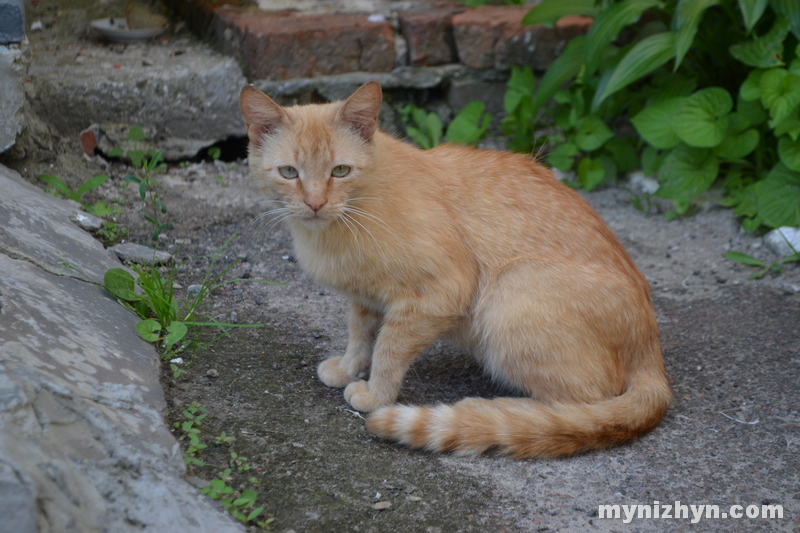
[239,81,672,458]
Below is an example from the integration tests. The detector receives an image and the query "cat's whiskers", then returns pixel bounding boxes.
[342,203,391,233]
[251,205,294,233]
[340,207,380,245]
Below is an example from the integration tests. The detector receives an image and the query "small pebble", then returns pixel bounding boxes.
[187,284,203,298]
[230,312,238,324]
[373,502,392,510]
[170,357,183,364]
[206,369,219,378]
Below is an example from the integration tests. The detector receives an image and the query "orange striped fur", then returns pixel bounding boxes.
[240,82,672,458]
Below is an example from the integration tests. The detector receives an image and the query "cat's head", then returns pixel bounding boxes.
[239,82,382,229]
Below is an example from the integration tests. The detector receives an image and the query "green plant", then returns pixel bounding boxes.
[101,233,272,354]
[95,220,128,246]
[724,249,800,278]
[123,149,169,242]
[38,173,112,212]
[174,402,207,466]
[207,146,222,160]
[230,451,251,474]
[170,363,186,378]
[400,101,492,149]
[200,469,273,527]
[513,0,800,228]
[215,431,236,445]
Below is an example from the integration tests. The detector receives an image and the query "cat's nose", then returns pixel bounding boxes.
[305,198,326,213]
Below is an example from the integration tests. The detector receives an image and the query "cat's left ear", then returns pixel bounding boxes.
[337,81,382,141]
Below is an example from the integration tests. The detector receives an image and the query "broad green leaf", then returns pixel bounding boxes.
[656,145,719,201]
[778,135,800,170]
[723,251,766,266]
[729,14,790,68]
[758,163,800,227]
[593,32,677,111]
[738,0,769,32]
[775,117,800,140]
[521,0,598,26]
[760,68,800,125]
[128,149,145,169]
[108,146,124,158]
[38,174,72,198]
[136,319,162,342]
[574,115,614,151]
[445,101,491,145]
[631,97,685,149]
[739,69,763,101]
[164,321,188,350]
[583,0,663,75]
[425,113,443,147]
[532,36,586,113]
[770,0,800,39]
[737,95,769,125]
[405,126,433,149]
[714,128,760,159]
[504,66,535,114]
[103,268,139,301]
[673,0,719,70]
[641,145,665,175]
[128,124,146,142]
[732,180,763,217]
[577,158,606,191]
[75,174,109,198]
[672,87,733,147]
[547,142,579,171]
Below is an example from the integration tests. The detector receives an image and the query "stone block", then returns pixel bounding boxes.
[0,40,29,154]
[453,6,591,71]
[399,9,464,67]
[447,78,506,118]
[0,0,25,44]
[214,10,395,80]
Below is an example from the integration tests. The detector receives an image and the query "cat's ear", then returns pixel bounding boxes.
[239,85,287,146]
[336,81,382,141]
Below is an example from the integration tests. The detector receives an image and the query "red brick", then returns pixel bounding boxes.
[453,6,592,70]
[399,9,464,67]
[214,10,395,80]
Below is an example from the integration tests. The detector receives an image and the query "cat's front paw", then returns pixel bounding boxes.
[343,380,386,412]
[318,356,354,388]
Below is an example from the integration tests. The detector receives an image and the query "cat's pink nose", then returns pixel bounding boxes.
[305,199,326,213]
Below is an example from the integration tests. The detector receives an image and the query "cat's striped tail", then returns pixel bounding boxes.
[366,371,672,458]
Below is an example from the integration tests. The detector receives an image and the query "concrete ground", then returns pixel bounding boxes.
[1,0,799,532]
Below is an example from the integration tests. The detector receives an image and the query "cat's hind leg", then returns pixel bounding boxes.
[318,301,381,388]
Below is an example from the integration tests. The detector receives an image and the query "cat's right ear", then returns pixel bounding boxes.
[239,85,287,147]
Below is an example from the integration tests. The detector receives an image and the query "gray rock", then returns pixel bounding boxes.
[69,210,104,232]
[28,42,247,160]
[0,0,24,44]
[764,226,800,257]
[110,242,173,265]
[0,163,243,533]
[0,39,29,153]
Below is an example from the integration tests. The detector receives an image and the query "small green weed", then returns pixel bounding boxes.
[174,402,207,467]
[400,101,491,149]
[38,173,114,216]
[725,250,800,279]
[201,468,273,528]
[215,431,236,445]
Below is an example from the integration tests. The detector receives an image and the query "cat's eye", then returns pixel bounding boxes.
[331,165,351,178]
[278,166,299,179]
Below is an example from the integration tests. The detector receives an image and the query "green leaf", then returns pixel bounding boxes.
[445,101,491,145]
[504,66,535,114]
[574,115,614,151]
[136,319,162,342]
[583,0,663,75]
[771,0,800,40]
[103,268,139,301]
[246,506,264,522]
[779,135,800,170]
[108,146,124,158]
[75,174,109,198]
[760,68,800,126]
[631,97,685,149]
[739,69,763,101]
[656,145,719,201]
[577,157,606,191]
[737,95,768,125]
[775,117,800,140]
[758,163,800,227]
[128,149,145,169]
[38,174,72,198]
[164,321,188,350]
[128,124,146,142]
[724,251,766,266]
[672,87,733,147]
[738,0,769,32]
[673,0,719,70]
[641,145,664,175]
[425,113,443,147]
[593,32,677,111]
[729,14,791,68]
[521,0,598,26]
[532,36,586,114]
[714,128,760,158]
[547,142,579,171]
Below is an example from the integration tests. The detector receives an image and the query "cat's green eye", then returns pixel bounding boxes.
[332,165,351,178]
[278,166,299,179]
